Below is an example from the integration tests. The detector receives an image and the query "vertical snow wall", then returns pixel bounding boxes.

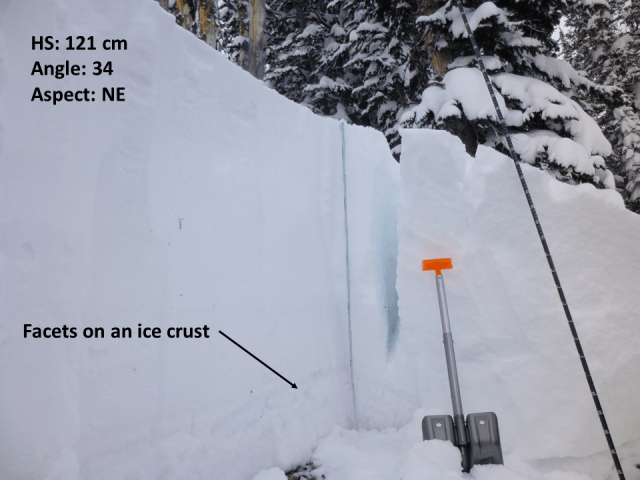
[392,129,640,461]
[0,0,399,478]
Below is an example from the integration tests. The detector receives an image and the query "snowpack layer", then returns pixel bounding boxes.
[393,129,640,461]
[0,0,399,478]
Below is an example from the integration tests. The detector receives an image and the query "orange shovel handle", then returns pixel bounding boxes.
[422,258,452,276]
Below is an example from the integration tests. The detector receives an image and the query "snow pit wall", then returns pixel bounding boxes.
[392,129,640,460]
[0,1,399,479]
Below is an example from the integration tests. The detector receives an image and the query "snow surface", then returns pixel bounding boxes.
[2,0,640,479]
[311,411,639,480]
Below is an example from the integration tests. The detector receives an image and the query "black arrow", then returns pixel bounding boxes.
[219,331,298,389]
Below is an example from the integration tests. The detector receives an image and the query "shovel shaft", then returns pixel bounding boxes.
[436,274,468,446]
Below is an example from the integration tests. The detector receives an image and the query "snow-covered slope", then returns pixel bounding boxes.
[0,1,399,479]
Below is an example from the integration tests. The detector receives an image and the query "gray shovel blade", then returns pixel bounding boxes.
[466,412,503,466]
[422,415,455,445]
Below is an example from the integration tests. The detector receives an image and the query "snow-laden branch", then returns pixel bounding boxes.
[401,68,614,185]
[418,1,510,38]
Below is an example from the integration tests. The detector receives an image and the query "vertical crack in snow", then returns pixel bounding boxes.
[341,121,358,431]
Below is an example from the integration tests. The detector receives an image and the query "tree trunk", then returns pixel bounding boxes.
[294,3,306,29]
[247,0,266,79]
[197,0,219,49]
[237,2,249,70]
[155,0,219,51]
[176,0,194,31]
[420,0,452,77]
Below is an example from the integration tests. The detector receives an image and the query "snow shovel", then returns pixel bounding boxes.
[421,258,503,472]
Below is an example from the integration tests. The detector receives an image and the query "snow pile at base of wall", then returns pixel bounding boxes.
[0,1,399,479]
[393,129,640,461]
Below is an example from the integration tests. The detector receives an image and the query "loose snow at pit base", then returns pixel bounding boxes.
[1,1,639,479]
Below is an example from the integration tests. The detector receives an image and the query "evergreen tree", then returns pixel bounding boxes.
[217,0,249,67]
[264,0,432,158]
[247,0,268,79]
[564,0,640,212]
[401,0,616,188]
[263,0,332,105]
